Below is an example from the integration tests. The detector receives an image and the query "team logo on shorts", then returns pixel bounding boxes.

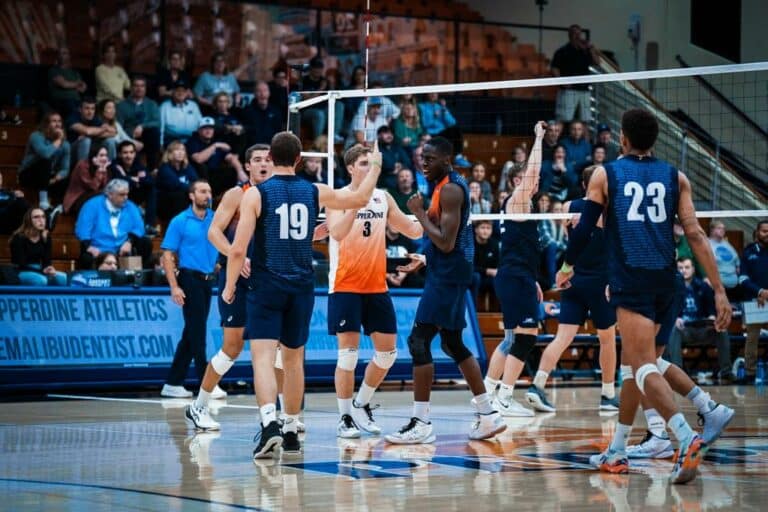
[340,319,346,327]
[227,315,233,322]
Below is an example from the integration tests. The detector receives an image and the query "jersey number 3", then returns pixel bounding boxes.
[276,203,309,239]
[624,181,667,223]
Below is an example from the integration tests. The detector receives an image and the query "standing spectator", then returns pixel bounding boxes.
[551,24,598,122]
[537,193,568,289]
[160,80,202,146]
[392,101,424,152]
[18,111,71,208]
[377,126,411,189]
[267,65,289,120]
[160,180,222,399]
[388,167,416,214]
[241,81,282,146]
[63,143,110,215]
[346,97,388,148]
[10,208,67,286]
[419,92,468,167]
[560,121,591,177]
[67,97,115,163]
[157,141,199,219]
[193,51,241,111]
[110,141,157,234]
[469,180,491,214]
[95,42,131,103]
[541,121,561,162]
[211,92,246,158]
[739,220,768,384]
[186,117,245,195]
[75,179,150,269]
[596,123,619,161]
[117,76,161,169]
[47,47,87,119]
[708,220,741,300]
[157,51,192,100]
[472,220,499,303]
[0,172,29,235]
[666,258,733,381]
[471,162,493,203]
[540,145,576,201]
[98,99,143,159]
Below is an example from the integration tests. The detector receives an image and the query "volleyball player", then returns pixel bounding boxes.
[328,144,423,438]
[223,132,380,460]
[385,136,506,445]
[556,108,731,484]
[525,165,619,413]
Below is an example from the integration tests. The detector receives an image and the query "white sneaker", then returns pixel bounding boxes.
[493,395,534,417]
[279,413,306,433]
[337,414,361,439]
[626,430,674,459]
[351,401,382,435]
[469,411,507,440]
[210,385,227,399]
[385,417,436,444]
[185,403,220,431]
[161,384,193,398]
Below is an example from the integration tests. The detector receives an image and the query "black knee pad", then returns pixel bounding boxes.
[509,333,537,361]
[439,329,473,364]
[407,323,437,366]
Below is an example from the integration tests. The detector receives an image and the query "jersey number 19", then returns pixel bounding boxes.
[276,203,309,240]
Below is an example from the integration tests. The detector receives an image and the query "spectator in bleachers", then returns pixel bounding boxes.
[296,156,325,184]
[493,189,509,213]
[19,111,71,209]
[310,135,348,187]
[410,143,430,196]
[159,80,202,146]
[342,65,366,126]
[471,220,499,303]
[469,180,491,214]
[95,252,118,271]
[392,101,424,152]
[48,47,86,119]
[471,162,493,203]
[267,65,289,119]
[596,123,619,161]
[193,51,241,111]
[241,81,282,146]
[300,56,345,143]
[110,141,157,234]
[346,97,388,148]
[0,173,29,235]
[591,143,607,166]
[541,121,561,162]
[666,257,733,381]
[75,179,150,269]
[708,220,741,300]
[377,125,410,189]
[560,121,591,178]
[739,219,768,383]
[388,167,415,214]
[98,99,143,159]
[551,24,598,122]
[117,76,161,169]
[10,207,67,286]
[540,144,576,202]
[537,193,568,289]
[673,219,702,276]
[186,117,245,196]
[67,97,115,164]
[95,42,131,103]
[157,141,199,219]
[211,92,246,158]
[157,51,192,100]
[350,82,401,126]
[419,92,469,167]
[63,143,109,215]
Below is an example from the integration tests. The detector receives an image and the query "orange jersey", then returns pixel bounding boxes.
[329,188,389,293]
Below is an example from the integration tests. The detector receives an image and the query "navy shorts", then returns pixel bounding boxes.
[244,282,315,349]
[559,277,616,330]
[655,275,686,346]
[328,292,397,335]
[415,280,468,331]
[609,288,674,325]
[494,273,539,329]
[217,271,248,328]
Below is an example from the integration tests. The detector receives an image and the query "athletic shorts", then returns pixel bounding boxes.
[494,273,539,329]
[244,282,315,349]
[217,270,249,328]
[328,292,397,335]
[609,288,674,325]
[559,277,616,330]
[415,280,468,331]
[655,275,686,346]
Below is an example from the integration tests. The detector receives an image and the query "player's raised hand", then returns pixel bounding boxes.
[713,289,732,332]
[534,120,547,138]
[370,139,382,169]
[406,192,425,215]
[396,253,426,274]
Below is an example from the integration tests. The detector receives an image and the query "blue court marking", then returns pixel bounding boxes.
[283,460,419,479]
[0,478,266,511]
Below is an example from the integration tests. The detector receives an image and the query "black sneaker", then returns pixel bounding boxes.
[253,420,283,460]
[282,430,302,456]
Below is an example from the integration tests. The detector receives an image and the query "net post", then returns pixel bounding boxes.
[327,93,337,187]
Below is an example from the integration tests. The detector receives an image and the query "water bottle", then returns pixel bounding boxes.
[736,360,745,380]
[756,361,765,385]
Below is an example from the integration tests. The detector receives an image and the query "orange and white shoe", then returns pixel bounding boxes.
[589,449,629,474]
[670,434,707,484]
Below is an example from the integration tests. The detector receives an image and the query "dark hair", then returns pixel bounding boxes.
[757,219,768,230]
[471,161,487,172]
[425,136,453,157]
[101,42,116,55]
[131,74,147,84]
[344,144,371,167]
[245,144,271,162]
[591,143,606,155]
[349,65,366,87]
[81,96,96,106]
[621,108,659,151]
[95,252,117,269]
[677,256,693,265]
[210,51,228,72]
[87,142,109,175]
[474,219,492,228]
[270,132,302,167]
[39,110,62,132]
[117,140,136,153]
[188,179,210,194]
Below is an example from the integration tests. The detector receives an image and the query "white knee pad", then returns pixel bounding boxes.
[337,348,359,371]
[620,364,634,382]
[274,347,283,370]
[635,363,661,395]
[372,349,397,370]
[656,357,671,375]
[211,349,235,376]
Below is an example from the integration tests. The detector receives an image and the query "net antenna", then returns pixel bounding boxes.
[362,0,372,145]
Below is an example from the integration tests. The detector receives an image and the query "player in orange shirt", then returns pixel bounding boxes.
[327,143,423,438]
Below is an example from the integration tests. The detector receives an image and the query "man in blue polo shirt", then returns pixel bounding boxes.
[160,180,223,398]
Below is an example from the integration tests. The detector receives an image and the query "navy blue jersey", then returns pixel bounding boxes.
[424,170,474,285]
[568,197,608,281]
[251,175,319,292]
[498,197,540,278]
[605,155,679,293]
